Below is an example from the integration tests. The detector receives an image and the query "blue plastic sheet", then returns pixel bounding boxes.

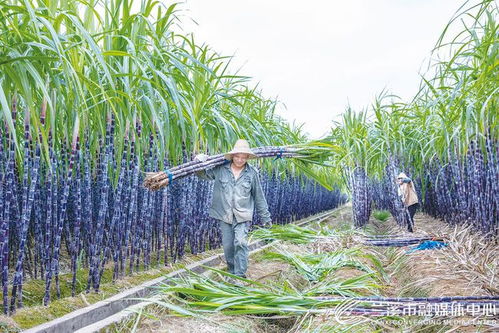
[406,240,448,253]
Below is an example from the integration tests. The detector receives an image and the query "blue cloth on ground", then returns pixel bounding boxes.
[406,240,448,253]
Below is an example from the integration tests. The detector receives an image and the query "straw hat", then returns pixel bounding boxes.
[397,172,408,179]
[224,139,257,160]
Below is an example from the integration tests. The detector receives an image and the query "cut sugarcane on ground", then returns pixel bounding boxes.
[113,205,498,333]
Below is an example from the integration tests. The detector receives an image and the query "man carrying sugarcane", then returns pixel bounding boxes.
[397,172,419,232]
[195,139,272,280]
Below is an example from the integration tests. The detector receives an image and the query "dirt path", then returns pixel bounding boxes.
[127,205,498,333]
[379,212,498,298]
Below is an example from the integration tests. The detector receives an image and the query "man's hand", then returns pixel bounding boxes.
[262,221,273,228]
[194,154,209,162]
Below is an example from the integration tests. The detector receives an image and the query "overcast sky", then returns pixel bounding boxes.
[179,0,460,139]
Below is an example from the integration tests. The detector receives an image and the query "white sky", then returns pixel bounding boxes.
[179,0,461,139]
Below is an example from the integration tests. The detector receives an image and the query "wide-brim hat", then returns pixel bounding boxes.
[397,172,408,179]
[224,139,257,160]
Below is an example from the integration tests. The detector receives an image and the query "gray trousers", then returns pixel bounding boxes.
[219,217,250,278]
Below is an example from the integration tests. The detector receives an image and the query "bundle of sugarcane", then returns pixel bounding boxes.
[364,237,445,247]
[143,146,304,191]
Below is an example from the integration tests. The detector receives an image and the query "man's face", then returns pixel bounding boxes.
[232,153,249,168]
[397,177,403,185]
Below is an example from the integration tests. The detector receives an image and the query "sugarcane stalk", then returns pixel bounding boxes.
[91,113,112,292]
[70,137,82,296]
[11,103,41,311]
[1,97,17,313]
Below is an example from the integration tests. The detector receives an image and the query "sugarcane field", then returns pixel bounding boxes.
[0,0,497,332]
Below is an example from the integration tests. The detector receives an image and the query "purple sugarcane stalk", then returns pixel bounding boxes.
[42,127,56,306]
[0,123,4,310]
[116,132,130,277]
[42,159,54,305]
[143,135,156,269]
[81,140,93,288]
[124,134,139,276]
[162,185,169,266]
[109,133,128,280]
[33,174,43,280]
[1,102,17,313]
[90,114,112,292]
[70,138,82,296]
[48,116,79,301]
[118,123,132,277]
[10,104,40,312]
[158,184,168,265]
